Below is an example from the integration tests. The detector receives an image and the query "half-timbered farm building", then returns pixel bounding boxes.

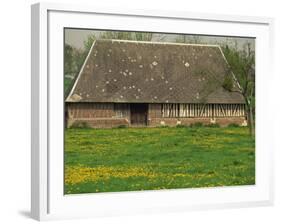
[65,39,247,128]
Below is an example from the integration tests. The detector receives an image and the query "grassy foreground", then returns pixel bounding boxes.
[64,126,255,194]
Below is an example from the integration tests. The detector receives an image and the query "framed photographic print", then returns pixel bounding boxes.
[31,2,274,221]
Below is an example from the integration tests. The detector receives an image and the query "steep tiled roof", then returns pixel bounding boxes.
[66,39,244,104]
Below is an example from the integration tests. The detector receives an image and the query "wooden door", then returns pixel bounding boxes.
[130,104,148,126]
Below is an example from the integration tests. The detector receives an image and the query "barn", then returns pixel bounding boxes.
[65,39,247,128]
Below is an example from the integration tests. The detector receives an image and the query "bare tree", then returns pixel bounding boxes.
[176,34,204,44]
[222,43,255,137]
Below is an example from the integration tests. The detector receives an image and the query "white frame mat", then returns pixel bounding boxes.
[31,2,274,221]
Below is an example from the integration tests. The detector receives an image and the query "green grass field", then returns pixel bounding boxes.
[64,126,255,194]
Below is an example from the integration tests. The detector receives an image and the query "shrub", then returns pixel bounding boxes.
[115,125,127,129]
[190,122,203,128]
[248,151,255,156]
[176,124,187,128]
[158,125,169,128]
[222,75,234,91]
[233,160,242,166]
[205,123,220,128]
[70,121,90,129]
[228,123,240,128]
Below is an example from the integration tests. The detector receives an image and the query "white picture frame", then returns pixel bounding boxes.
[31,2,274,221]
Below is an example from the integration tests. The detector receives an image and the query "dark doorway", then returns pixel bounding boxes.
[130,103,148,126]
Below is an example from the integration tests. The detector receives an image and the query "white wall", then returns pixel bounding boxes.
[0,0,280,223]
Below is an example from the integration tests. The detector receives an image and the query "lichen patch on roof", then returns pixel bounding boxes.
[68,93,82,102]
[66,39,244,104]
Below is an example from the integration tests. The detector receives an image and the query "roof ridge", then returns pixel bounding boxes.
[96,39,221,48]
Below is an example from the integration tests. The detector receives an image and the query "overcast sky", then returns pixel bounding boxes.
[65,28,255,51]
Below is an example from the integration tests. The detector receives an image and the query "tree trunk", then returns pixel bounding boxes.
[246,103,255,137]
